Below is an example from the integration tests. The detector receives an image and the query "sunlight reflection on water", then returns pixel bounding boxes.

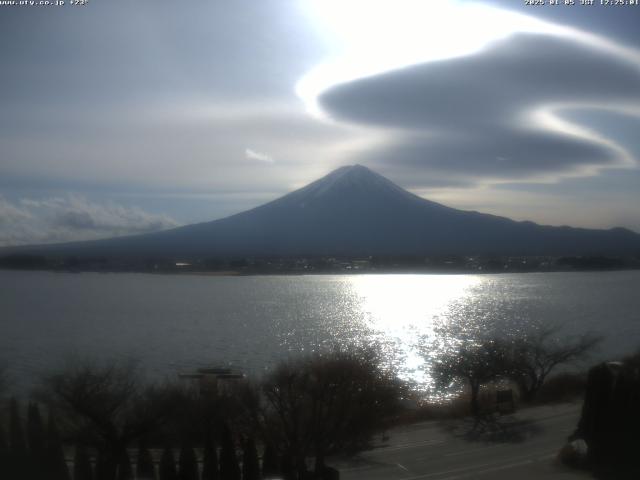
[346,274,483,393]
[2,270,640,397]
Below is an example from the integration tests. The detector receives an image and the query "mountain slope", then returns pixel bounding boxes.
[6,165,640,257]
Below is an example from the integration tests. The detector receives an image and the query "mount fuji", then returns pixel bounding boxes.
[6,165,640,258]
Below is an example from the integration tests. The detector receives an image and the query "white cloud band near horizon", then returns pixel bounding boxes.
[0,195,179,247]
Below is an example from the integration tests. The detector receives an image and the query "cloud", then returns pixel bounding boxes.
[0,1,362,204]
[0,195,179,247]
[0,102,368,198]
[318,32,640,185]
[245,148,274,163]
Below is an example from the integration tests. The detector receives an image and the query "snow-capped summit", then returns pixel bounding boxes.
[277,164,427,210]
[288,164,417,201]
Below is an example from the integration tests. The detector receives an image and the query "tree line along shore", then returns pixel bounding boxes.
[1,252,640,275]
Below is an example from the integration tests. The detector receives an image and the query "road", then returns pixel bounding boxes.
[334,402,591,480]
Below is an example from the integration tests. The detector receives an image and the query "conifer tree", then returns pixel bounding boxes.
[8,398,28,478]
[280,452,294,480]
[178,443,198,480]
[261,444,279,478]
[0,424,7,457]
[116,449,133,480]
[73,445,94,480]
[95,449,114,480]
[47,410,70,480]
[159,447,178,480]
[136,439,156,480]
[0,423,13,479]
[242,438,260,480]
[201,438,219,480]
[219,425,240,480]
[9,398,26,455]
[27,403,47,467]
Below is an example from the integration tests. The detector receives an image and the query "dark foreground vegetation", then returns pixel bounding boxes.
[0,328,613,480]
[431,326,602,417]
[563,350,640,479]
[0,349,402,480]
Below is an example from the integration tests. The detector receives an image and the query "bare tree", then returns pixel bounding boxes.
[432,339,508,417]
[262,347,403,478]
[38,359,184,479]
[262,358,313,477]
[430,324,602,415]
[504,326,601,402]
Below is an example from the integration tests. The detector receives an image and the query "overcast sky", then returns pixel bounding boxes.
[1,0,639,245]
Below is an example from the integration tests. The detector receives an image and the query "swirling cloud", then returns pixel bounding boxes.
[318,32,640,184]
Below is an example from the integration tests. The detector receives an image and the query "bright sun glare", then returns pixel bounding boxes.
[349,274,482,389]
[296,0,563,118]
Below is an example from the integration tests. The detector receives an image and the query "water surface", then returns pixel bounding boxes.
[1,270,639,393]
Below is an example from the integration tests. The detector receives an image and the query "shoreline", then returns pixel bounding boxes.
[2,265,640,277]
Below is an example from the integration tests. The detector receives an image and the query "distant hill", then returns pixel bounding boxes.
[4,165,640,258]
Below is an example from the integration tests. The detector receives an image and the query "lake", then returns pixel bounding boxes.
[1,270,639,394]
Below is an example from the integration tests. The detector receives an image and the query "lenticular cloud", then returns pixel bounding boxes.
[318,32,640,185]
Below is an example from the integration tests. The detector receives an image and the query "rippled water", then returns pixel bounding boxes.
[1,270,639,393]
